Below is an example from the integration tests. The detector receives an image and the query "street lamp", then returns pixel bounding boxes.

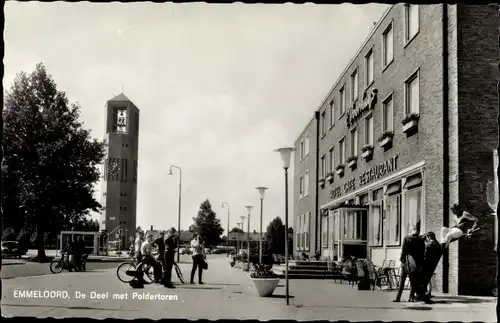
[222,202,230,255]
[169,165,182,263]
[240,216,246,255]
[245,205,254,271]
[256,187,268,263]
[274,147,295,306]
[236,222,242,253]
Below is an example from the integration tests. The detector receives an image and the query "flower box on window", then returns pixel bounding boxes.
[335,165,345,176]
[326,172,334,183]
[378,131,394,149]
[319,178,326,188]
[347,156,358,169]
[360,145,373,160]
[402,113,420,134]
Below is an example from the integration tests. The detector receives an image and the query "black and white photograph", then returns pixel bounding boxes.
[1,2,499,321]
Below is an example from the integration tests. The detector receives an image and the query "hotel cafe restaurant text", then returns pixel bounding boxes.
[292,4,498,296]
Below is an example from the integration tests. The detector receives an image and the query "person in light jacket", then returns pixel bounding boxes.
[190,235,206,284]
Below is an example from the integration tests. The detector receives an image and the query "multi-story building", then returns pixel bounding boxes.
[99,93,140,246]
[293,4,498,296]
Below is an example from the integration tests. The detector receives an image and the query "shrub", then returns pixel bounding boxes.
[377,131,394,142]
[402,113,420,125]
[250,263,279,279]
[347,155,358,163]
[361,145,373,153]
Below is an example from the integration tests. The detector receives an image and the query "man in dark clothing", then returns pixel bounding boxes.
[163,228,179,289]
[420,232,442,298]
[392,225,433,304]
[153,231,166,270]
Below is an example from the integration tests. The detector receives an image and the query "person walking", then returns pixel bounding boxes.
[392,224,432,304]
[421,232,442,298]
[190,235,206,284]
[163,228,179,289]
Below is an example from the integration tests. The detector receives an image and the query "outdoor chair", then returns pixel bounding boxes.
[324,259,343,283]
[375,259,390,289]
[387,260,398,288]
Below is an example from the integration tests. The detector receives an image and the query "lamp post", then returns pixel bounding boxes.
[275,147,295,306]
[169,165,182,263]
[236,222,241,253]
[240,216,246,255]
[256,187,268,263]
[222,202,230,255]
[245,205,254,271]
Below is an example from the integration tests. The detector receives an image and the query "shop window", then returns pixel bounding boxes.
[359,194,369,205]
[343,210,366,241]
[385,181,402,245]
[328,210,335,247]
[322,215,329,248]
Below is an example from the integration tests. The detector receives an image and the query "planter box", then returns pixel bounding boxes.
[326,175,334,183]
[361,149,373,159]
[379,137,392,148]
[319,180,325,188]
[348,160,357,169]
[336,168,344,176]
[251,278,280,297]
[402,120,418,133]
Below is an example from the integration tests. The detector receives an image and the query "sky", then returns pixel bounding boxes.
[4,2,389,234]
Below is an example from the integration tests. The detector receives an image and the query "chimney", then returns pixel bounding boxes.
[150,225,153,231]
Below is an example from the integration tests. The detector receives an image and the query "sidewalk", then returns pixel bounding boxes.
[1,256,496,321]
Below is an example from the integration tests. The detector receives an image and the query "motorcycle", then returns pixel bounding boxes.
[50,252,88,274]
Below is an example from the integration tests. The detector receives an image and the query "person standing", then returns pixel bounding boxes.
[134,231,144,279]
[421,232,442,298]
[190,235,206,284]
[153,231,166,270]
[163,228,178,289]
[392,225,432,304]
[140,233,162,283]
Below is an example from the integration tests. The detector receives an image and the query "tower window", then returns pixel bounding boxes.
[113,108,127,133]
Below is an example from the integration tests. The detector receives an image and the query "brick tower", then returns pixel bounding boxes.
[99,93,140,247]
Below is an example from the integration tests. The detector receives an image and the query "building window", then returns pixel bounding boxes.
[320,154,326,178]
[350,128,358,156]
[382,94,394,132]
[370,188,384,246]
[299,141,304,160]
[382,23,394,67]
[304,134,310,156]
[351,69,359,102]
[296,215,302,250]
[329,100,335,127]
[365,49,374,86]
[339,138,346,164]
[405,70,420,115]
[344,210,365,240]
[339,86,346,116]
[328,147,335,173]
[299,175,304,197]
[115,108,127,133]
[304,212,311,251]
[304,170,310,196]
[404,4,419,43]
[321,110,326,137]
[365,115,374,146]
[385,181,402,245]
[322,215,329,248]
[359,193,369,205]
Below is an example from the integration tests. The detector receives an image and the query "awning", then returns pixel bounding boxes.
[404,173,422,189]
[329,204,369,212]
[385,181,402,196]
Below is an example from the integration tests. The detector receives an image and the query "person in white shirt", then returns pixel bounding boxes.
[140,233,162,283]
[134,231,144,262]
[190,235,206,284]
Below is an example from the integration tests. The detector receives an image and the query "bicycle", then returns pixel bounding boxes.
[116,255,185,284]
[50,252,88,274]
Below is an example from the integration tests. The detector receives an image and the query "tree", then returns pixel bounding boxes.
[230,227,244,233]
[3,63,105,260]
[265,217,286,255]
[191,199,224,248]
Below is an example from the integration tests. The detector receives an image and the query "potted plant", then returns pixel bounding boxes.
[378,131,394,148]
[402,113,420,133]
[250,263,280,297]
[326,172,334,183]
[319,178,326,188]
[361,145,373,160]
[347,155,358,169]
[335,164,345,176]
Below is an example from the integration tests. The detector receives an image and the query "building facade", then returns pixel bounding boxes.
[99,93,140,246]
[293,4,498,296]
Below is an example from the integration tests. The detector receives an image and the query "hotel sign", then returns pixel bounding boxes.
[346,89,378,128]
[330,155,399,199]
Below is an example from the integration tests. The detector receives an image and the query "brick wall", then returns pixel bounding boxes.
[456,4,498,296]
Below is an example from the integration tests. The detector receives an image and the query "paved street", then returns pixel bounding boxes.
[1,255,496,321]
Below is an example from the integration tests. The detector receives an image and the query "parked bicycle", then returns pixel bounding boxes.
[116,256,185,284]
[50,252,88,274]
